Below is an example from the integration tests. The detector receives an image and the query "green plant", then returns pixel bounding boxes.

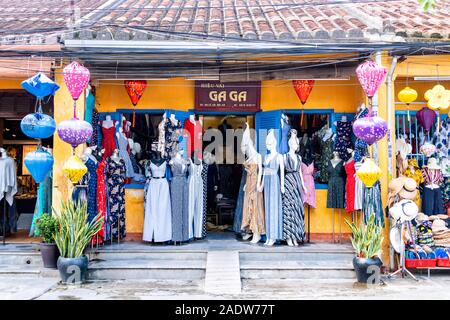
[35,214,58,244]
[53,200,104,258]
[345,214,383,259]
[418,0,437,11]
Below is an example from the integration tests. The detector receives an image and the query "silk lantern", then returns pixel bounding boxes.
[352,116,388,145]
[64,61,91,102]
[57,118,93,150]
[356,158,382,188]
[292,80,314,126]
[124,80,147,127]
[356,60,387,114]
[21,73,60,100]
[424,84,450,132]
[20,113,56,139]
[62,155,88,184]
[398,86,418,122]
[416,107,436,132]
[24,147,54,183]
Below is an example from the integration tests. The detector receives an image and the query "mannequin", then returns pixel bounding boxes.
[283,130,307,246]
[422,157,445,216]
[260,129,285,246]
[184,115,203,160]
[279,114,291,154]
[111,149,121,163]
[116,127,134,178]
[327,151,345,243]
[240,123,265,244]
[330,151,342,168]
[101,115,115,128]
[81,146,96,163]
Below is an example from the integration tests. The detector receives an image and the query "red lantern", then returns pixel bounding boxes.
[124,80,147,127]
[292,80,315,125]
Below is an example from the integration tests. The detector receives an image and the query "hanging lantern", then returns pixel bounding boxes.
[57,118,93,150]
[356,158,382,188]
[352,115,388,146]
[21,73,60,100]
[62,155,88,184]
[398,86,418,122]
[24,147,54,183]
[20,113,56,139]
[63,61,90,102]
[292,80,314,126]
[124,80,147,127]
[424,84,450,132]
[416,107,436,132]
[356,60,387,114]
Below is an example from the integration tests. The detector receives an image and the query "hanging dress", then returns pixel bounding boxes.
[165,120,182,160]
[89,109,100,147]
[354,161,364,210]
[334,121,353,162]
[188,161,204,239]
[301,161,316,208]
[184,119,203,160]
[282,154,305,242]
[143,161,172,242]
[319,137,333,183]
[233,170,247,233]
[263,155,283,241]
[94,160,107,245]
[279,121,291,154]
[106,157,126,240]
[157,119,166,157]
[71,174,88,206]
[117,132,134,178]
[344,159,356,213]
[201,162,208,238]
[101,121,117,159]
[170,160,189,242]
[326,160,346,209]
[85,158,98,223]
[241,160,265,235]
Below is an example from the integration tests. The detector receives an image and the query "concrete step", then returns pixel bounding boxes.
[0,251,43,266]
[0,264,59,278]
[240,251,354,263]
[89,250,206,262]
[204,251,241,295]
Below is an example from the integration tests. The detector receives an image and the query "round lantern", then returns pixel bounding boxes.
[352,116,388,146]
[57,118,93,149]
[20,113,56,139]
[398,87,418,105]
[356,60,387,114]
[416,107,436,132]
[62,155,88,184]
[356,158,382,188]
[63,61,91,102]
[24,147,54,183]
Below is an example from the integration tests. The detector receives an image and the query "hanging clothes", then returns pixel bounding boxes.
[422,167,445,216]
[106,157,126,240]
[233,170,247,233]
[117,132,134,178]
[31,172,53,236]
[85,157,98,223]
[363,181,384,226]
[89,109,100,147]
[326,160,346,209]
[353,108,369,163]
[101,121,117,159]
[85,90,95,126]
[143,161,172,242]
[354,161,364,211]
[319,137,333,183]
[344,159,356,213]
[201,163,208,238]
[184,119,203,160]
[165,120,182,160]
[334,121,353,161]
[263,156,283,241]
[241,160,265,235]
[188,161,204,239]
[282,154,305,242]
[442,177,450,211]
[94,160,107,245]
[279,120,291,154]
[301,161,316,208]
[170,160,190,242]
[157,119,166,157]
[71,174,88,206]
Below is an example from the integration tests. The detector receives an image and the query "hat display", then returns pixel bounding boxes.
[398,178,418,200]
[389,199,418,223]
[415,212,429,223]
[396,138,412,159]
[431,219,448,233]
[425,157,441,170]
[420,142,437,157]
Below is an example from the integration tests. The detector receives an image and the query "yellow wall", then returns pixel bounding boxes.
[0,79,24,89]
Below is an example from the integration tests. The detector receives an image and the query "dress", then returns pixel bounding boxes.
[326,160,346,209]
[344,160,356,213]
[301,161,316,208]
[334,121,353,161]
[101,121,117,159]
[188,161,204,239]
[170,160,189,242]
[241,159,265,235]
[94,160,107,245]
[157,119,166,157]
[279,121,291,154]
[353,108,369,163]
[201,163,208,238]
[89,109,100,147]
[85,158,98,223]
[319,137,333,183]
[263,155,283,241]
[143,161,172,242]
[117,132,134,178]
[354,162,364,210]
[282,154,305,242]
[71,174,88,206]
[165,120,182,159]
[106,157,126,240]
[233,170,247,233]
[184,119,203,160]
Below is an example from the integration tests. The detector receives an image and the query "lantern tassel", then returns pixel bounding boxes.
[132,111,136,128]
[300,108,304,127]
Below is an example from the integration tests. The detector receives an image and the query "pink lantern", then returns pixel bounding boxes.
[416,107,436,132]
[63,61,90,102]
[352,116,388,146]
[356,60,387,114]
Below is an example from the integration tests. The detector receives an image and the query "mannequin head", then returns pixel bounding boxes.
[332,151,341,160]
[189,114,195,123]
[266,129,278,153]
[134,142,142,154]
[105,115,112,121]
[288,129,299,153]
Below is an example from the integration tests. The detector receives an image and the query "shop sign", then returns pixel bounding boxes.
[195,81,261,112]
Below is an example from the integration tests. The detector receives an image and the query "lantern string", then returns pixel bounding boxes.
[73,101,77,119]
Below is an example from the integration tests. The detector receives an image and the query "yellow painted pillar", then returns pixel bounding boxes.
[52,68,86,213]
[377,53,396,267]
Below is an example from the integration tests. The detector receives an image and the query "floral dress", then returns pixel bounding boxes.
[165,120,182,160]
[93,160,107,245]
[85,158,98,223]
[106,157,126,240]
[319,137,333,183]
[334,121,354,161]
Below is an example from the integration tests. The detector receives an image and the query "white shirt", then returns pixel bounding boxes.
[0,157,17,206]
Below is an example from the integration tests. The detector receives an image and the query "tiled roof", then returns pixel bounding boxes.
[0,0,449,44]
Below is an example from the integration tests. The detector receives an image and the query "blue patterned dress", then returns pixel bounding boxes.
[106,157,126,240]
[85,158,98,223]
[263,155,283,241]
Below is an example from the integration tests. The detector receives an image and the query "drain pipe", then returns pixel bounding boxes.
[386,55,398,271]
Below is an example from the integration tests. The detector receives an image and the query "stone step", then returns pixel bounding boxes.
[0,251,43,266]
[204,251,241,295]
[0,264,59,278]
[89,250,206,261]
[239,251,354,263]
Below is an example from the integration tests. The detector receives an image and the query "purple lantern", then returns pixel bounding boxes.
[416,107,436,132]
[352,116,388,146]
[57,118,93,149]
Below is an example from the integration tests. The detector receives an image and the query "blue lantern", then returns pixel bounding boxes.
[21,73,59,99]
[20,113,56,139]
[24,147,54,183]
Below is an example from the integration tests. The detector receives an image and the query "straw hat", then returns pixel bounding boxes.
[425,157,441,170]
[396,138,412,159]
[415,212,429,223]
[388,177,418,207]
[431,219,448,233]
[420,142,437,157]
[390,199,419,223]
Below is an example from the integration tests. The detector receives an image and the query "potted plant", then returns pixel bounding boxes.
[345,214,384,284]
[53,200,103,284]
[35,213,60,268]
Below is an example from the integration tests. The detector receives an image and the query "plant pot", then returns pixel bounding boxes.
[39,242,60,269]
[352,256,383,284]
[57,255,89,284]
